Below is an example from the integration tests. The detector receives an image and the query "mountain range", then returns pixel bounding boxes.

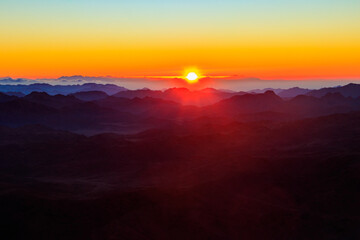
[2,82,360,100]
[0,83,127,95]
[1,83,360,135]
[1,82,360,239]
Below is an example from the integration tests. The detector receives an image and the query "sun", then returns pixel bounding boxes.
[186,72,198,82]
[183,68,202,84]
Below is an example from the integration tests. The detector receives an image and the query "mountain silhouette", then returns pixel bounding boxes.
[1,86,360,134]
[0,92,18,102]
[24,92,82,108]
[307,83,360,98]
[205,91,283,115]
[278,87,311,98]
[0,83,127,95]
[71,91,109,101]
[113,87,247,106]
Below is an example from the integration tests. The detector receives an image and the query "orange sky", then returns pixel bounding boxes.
[0,0,359,80]
[2,45,359,80]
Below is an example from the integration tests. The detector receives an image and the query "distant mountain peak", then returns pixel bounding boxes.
[307,83,360,98]
[345,83,358,87]
[200,88,217,93]
[264,90,277,95]
[27,91,51,97]
[164,87,191,93]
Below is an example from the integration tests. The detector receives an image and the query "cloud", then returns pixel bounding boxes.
[2,75,360,91]
[0,78,37,84]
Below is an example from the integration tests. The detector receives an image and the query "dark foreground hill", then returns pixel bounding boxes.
[0,111,359,239]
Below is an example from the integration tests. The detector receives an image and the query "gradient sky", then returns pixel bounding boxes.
[0,0,359,81]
